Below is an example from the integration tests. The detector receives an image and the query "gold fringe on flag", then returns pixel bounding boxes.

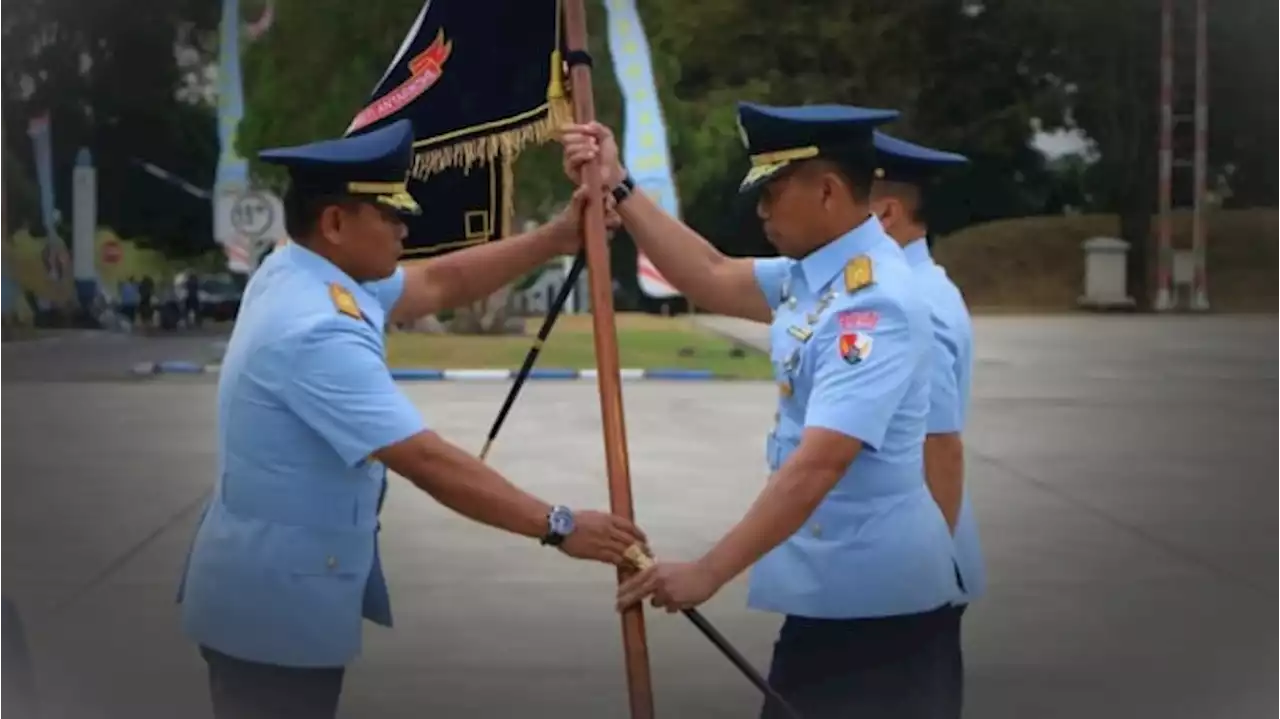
[407,1,574,183]
[501,151,516,238]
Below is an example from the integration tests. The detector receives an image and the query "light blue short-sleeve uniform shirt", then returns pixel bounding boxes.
[176,242,425,668]
[904,237,985,604]
[747,216,962,620]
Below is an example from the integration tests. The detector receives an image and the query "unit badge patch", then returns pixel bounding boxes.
[837,332,873,365]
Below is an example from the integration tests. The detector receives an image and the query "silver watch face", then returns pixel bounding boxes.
[549,506,575,536]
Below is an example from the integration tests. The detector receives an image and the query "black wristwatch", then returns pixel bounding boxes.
[611,173,636,206]
[540,505,576,547]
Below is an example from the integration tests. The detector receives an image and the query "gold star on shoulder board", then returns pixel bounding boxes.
[329,283,363,321]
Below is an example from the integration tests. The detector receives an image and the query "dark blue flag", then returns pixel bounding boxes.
[347,0,569,258]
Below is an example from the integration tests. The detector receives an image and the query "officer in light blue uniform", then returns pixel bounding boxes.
[177,118,646,719]
[176,120,430,718]
[870,130,985,718]
[608,103,962,719]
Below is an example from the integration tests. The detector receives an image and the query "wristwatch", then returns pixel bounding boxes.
[541,505,576,546]
[611,173,636,206]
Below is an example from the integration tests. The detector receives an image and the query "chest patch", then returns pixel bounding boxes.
[837,309,879,331]
[838,332,874,365]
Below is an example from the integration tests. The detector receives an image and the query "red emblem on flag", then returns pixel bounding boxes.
[347,29,453,135]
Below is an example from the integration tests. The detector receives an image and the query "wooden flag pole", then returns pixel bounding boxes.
[561,1,655,717]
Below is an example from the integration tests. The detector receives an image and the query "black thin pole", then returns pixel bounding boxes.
[621,548,804,719]
[476,252,802,718]
[478,249,586,460]
[681,608,803,719]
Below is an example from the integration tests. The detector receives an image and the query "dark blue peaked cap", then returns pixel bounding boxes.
[258,118,421,215]
[872,131,969,186]
[735,102,899,193]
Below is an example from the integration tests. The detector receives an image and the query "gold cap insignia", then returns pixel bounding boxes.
[329,283,363,320]
[844,255,874,294]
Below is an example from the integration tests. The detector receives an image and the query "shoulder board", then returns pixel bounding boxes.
[328,282,363,321]
[843,254,874,294]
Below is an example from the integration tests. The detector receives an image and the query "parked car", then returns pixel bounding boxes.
[198,273,245,322]
[174,271,245,323]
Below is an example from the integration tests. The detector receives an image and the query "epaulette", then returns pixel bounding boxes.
[328,282,363,321]
[843,254,874,294]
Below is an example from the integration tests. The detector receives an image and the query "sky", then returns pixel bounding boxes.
[1032,127,1091,159]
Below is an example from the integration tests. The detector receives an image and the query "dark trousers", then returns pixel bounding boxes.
[201,646,345,719]
[944,604,966,718]
[760,604,963,719]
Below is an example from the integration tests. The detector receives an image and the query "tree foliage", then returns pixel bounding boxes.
[235,0,425,190]
[3,0,1274,289]
[3,0,221,257]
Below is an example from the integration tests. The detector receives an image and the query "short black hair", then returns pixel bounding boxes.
[282,187,365,241]
[870,179,927,225]
[796,153,875,203]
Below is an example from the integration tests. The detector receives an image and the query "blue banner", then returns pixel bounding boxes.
[603,0,680,217]
[216,0,249,190]
[603,0,681,298]
[27,115,70,286]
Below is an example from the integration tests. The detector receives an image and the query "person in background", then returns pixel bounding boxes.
[869,130,984,718]
[138,275,156,327]
[184,271,202,328]
[118,276,139,326]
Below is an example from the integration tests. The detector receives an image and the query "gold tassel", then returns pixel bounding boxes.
[548,94,574,131]
[547,48,575,130]
[501,151,516,238]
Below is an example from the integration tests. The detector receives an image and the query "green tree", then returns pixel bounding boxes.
[237,0,425,188]
[635,0,1073,254]
[2,0,221,258]
[1203,0,1276,207]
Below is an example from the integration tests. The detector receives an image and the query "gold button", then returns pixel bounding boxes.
[326,556,338,570]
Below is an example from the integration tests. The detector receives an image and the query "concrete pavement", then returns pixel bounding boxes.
[2,315,1277,718]
[2,329,228,383]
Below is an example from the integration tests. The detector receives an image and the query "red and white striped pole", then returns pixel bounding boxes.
[1154,0,1175,311]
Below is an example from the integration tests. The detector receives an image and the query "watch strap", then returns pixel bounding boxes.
[611,173,636,205]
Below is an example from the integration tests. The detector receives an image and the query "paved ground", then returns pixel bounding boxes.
[2,315,1276,718]
[1,328,227,382]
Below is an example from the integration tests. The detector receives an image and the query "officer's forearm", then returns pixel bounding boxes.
[616,189,728,304]
[924,433,964,534]
[396,223,569,320]
[699,453,847,588]
[381,432,552,539]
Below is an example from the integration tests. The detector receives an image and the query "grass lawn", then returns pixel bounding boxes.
[385,313,774,379]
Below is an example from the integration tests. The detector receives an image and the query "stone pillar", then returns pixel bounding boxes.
[1077,236,1136,311]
